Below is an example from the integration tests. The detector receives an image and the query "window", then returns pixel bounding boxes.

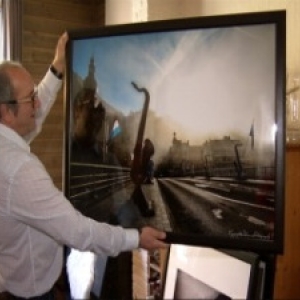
[0,2,3,60]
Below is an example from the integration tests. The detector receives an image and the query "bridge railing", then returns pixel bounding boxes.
[69,162,131,202]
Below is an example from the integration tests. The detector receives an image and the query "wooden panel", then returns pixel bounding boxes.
[31,123,63,140]
[132,249,148,299]
[38,154,63,167]
[23,15,93,36]
[21,63,50,81]
[44,111,65,124]
[23,0,94,23]
[31,139,63,152]
[274,146,300,299]
[23,32,59,50]
[22,48,53,65]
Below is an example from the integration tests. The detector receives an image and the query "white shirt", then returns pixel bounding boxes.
[0,70,139,298]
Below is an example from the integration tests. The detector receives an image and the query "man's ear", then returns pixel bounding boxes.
[0,104,15,125]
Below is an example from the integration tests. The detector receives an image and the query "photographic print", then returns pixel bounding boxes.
[173,269,231,300]
[64,11,286,252]
[162,244,262,300]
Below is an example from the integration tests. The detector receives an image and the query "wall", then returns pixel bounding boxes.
[105,0,148,24]
[22,0,105,189]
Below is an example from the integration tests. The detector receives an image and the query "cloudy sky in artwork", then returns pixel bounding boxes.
[72,23,277,144]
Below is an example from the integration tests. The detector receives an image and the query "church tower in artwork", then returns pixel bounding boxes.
[83,56,97,91]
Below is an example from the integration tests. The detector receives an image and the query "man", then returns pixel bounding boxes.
[141,138,155,184]
[0,33,167,299]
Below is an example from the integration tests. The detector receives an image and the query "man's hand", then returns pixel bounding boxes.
[52,32,69,74]
[139,227,168,250]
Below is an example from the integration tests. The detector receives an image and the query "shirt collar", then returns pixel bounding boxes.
[0,123,31,153]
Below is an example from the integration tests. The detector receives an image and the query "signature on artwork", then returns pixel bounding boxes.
[229,230,271,240]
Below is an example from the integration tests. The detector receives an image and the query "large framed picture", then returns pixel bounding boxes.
[162,244,273,300]
[64,10,286,253]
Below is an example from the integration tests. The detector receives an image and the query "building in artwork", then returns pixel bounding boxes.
[166,133,250,179]
[72,56,145,167]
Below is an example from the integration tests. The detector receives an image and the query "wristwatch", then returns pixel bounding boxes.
[50,64,63,80]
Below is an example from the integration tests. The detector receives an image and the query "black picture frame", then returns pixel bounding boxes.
[64,10,286,253]
[161,244,271,300]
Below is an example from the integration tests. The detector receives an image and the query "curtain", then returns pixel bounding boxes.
[1,0,22,61]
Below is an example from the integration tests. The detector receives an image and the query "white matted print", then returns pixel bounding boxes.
[163,244,259,299]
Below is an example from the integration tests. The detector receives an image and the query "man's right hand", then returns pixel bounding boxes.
[138,227,168,250]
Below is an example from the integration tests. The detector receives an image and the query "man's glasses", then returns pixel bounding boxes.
[2,86,38,107]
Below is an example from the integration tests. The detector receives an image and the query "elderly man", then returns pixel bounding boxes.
[0,33,167,300]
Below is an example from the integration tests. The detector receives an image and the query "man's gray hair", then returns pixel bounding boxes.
[0,61,23,118]
[0,61,23,103]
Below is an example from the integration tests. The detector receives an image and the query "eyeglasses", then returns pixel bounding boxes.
[2,86,38,107]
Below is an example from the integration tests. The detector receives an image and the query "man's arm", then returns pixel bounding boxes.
[25,33,68,143]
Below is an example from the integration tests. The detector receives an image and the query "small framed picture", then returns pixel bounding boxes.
[162,244,267,300]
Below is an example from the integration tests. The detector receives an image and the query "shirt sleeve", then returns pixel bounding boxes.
[8,155,139,256]
[24,70,62,143]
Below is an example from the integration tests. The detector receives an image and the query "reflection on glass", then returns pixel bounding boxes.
[290,78,299,122]
[286,75,300,143]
